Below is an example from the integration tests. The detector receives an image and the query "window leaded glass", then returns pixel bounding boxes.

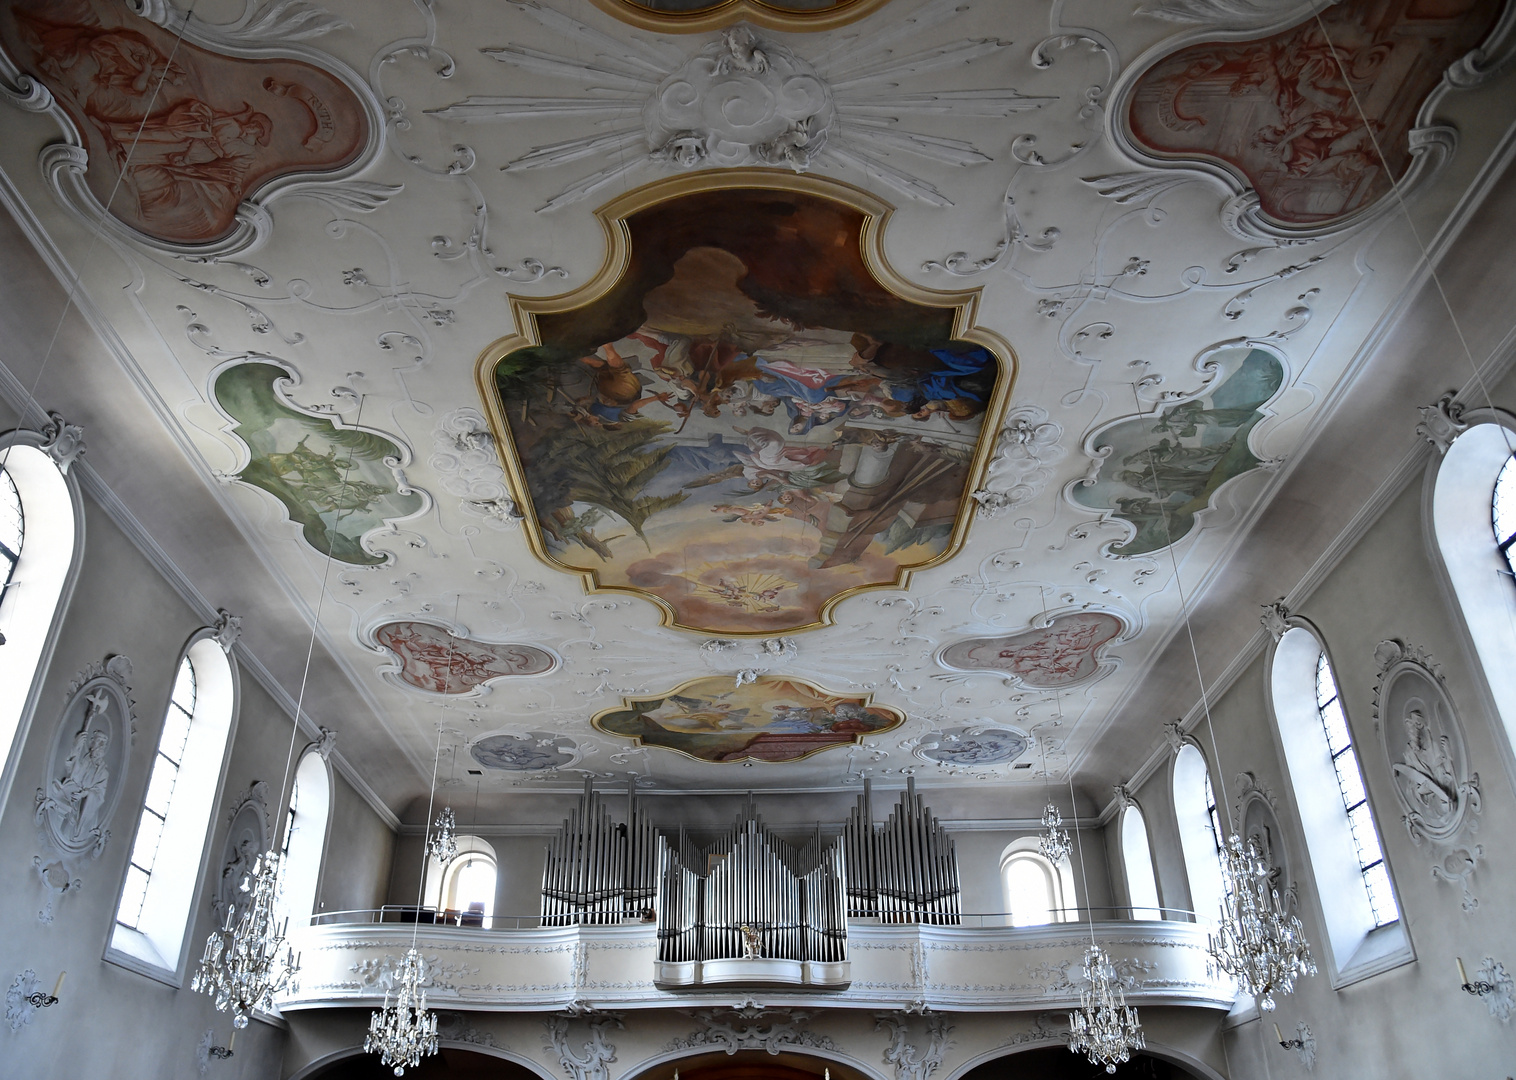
[1315,649,1398,927]
[117,655,197,929]
[0,465,23,605]
[1494,454,1516,575]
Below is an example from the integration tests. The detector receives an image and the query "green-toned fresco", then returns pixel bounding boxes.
[1072,347,1284,556]
[214,362,424,564]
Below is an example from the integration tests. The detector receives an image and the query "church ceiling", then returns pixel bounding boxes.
[1,0,1512,810]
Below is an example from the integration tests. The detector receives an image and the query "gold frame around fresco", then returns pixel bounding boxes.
[472,167,1018,637]
[585,0,893,34]
[588,672,906,765]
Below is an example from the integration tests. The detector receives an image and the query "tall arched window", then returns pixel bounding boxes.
[1172,743,1226,924]
[424,834,498,923]
[1120,804,1162,920]
[1269,624,1409,982]
[1001,850,1064,927]
[1430,419,1516,761]
[0,440,80,799]
[110,636,236,979]
[278,749,332,931]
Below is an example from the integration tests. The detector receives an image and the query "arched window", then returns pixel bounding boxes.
[424,834,498,924]
[278,749,332,930]
[1495,453,1516,574]
[1172,743,1226,924]
[110,636,236,979]
[1269,624,1409,982]
[0,441,79,795]
[999,844,1069,927]
[1430,419,1516,761]
[1119,804,1162,920]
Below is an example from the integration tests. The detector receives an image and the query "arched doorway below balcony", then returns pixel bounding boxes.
[959,1046,1207,1079]
[303,1047,545,1079]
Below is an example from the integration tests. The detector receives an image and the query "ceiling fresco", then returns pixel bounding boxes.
[372,621,558,694]
[212,361,425,565]
[590,675,903,762]
[0,0,1512,808]
[937,612,1125,689]
[0,0,367,245]
[1126,0,1503,228]
[482,180,1011,636]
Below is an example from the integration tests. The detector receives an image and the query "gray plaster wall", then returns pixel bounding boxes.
[0,484,395,1079]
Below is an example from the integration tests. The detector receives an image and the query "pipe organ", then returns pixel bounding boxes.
[540,778,657,925]
[540,779,960,987]
[654,802,848,988]
[842,777,961,924]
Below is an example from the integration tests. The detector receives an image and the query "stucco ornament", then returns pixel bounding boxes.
[34,658,136,861]
[1234,771,1293,903]
[647,27,833,171]
[877,1010,953,1080]
[1373,639,1483,909]
[213,781,271,923]
[1258,598,1291,642]
[1415,392,1468,454]
[544,1011,622,1080]
[310,726,338,761]
[39,411,85,472]
[664,1006,838,1055]
[212,609,243,651]
[972,405,1066,517]
[31,856,81,925]
[1468,957,1514,1023]
[4,970,44,1031]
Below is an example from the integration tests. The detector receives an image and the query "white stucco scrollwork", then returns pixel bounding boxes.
[544,1011,622,1080]
[877,1011,952,1080]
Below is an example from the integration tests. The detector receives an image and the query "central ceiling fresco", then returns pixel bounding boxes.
[481,178,1011,635]
[0,0,1511,808]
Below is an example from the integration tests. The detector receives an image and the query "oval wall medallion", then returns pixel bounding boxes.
[34,659,136,861]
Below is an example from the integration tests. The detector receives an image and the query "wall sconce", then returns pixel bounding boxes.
[25,971,63,1009]
[1272,1021,1316,1071]
[1457,956,1514,1023]
[208,1028,236,1060]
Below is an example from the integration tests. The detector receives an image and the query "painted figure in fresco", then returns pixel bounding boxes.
[375,622,553,694]
[264,436,389,514]
[939,613,1123,689]
[470,733,575,772]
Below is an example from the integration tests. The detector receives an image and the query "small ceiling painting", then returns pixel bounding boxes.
[214,362,425,565]
[591,674,902,762]
[918,727,1028,767]
[0,0,367,245]
[471,731,578,771]
[482,180,1010,636]
[374,622,557,694]
[1070,348,1284,556]
[1126,0,1501,227]
[939,612,1123,688]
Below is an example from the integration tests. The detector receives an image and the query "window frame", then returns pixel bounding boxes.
[1265,620,1412,987]
[0,431,85,820]
[0,463,23,605]
[1118,802,1163,920]
[277,747,334,933]
[1171,742,1226,926]
[105,630,239,986]
[997,837,1075,927]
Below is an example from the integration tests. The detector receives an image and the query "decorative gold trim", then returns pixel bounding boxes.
[585,0,893,34]
[588,673,905,764]
[473,167,1018,636]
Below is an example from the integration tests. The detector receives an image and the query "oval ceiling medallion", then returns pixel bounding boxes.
[477,172,1015,636]
[591,673,903,763]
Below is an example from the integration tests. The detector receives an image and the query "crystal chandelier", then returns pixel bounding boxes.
[1038,800,1072,865]
[1067,944,1146,1073]
[364,947,440,1076]
[191,849,300,1027]
[1208,832,1317,1011]
[425,806,457,864]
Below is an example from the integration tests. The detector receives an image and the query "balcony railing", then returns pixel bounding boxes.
[281,908,1233,1014]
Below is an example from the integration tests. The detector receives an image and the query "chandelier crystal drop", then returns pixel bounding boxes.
[364,947,440,1076]
[1038,800,1073,866]
[1067,944,1146,1074]
[1208,832,1317,1011]
[191,848,300,1027]
[426,806,457,864]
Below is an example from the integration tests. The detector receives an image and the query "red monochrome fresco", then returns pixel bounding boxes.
[375,621,556,694]
[0,0,367,245]
[1127,0,1501,225]
[938,612,1122,689]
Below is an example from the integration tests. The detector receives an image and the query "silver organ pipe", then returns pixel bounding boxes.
[840,777,960,925]
[541,778,658,925]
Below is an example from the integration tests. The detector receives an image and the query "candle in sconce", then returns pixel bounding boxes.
[228,1028,236,1052]
[51,972,65,998]
[1273,1022,1284,1043]
[1458,956,1469,985]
